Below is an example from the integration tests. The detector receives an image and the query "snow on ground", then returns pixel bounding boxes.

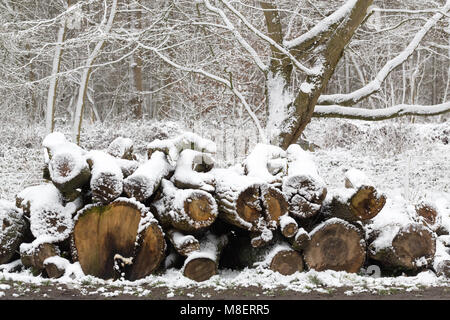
[0,117,449,294]
[0,265,449,298]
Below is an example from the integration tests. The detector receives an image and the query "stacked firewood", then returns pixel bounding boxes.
[0,132,449,282]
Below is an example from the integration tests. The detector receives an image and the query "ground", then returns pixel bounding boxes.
[0,116,449,299]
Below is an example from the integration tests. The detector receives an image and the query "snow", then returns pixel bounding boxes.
[86,150,124,201]
[345,168,373,188]
[254,243,293,269]
[182,232,227,270]
[170,230,198,250]
[244,143,286,184]
[123,151,173,201]
[366,193,419,252]
[107,137,133,158]
[171,149,215,192]
[17,184,73,241]
[48,143,88,185]
[147,132,216,164]
[265,73,294,144]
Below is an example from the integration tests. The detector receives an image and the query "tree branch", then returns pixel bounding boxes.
[313,102,450,120]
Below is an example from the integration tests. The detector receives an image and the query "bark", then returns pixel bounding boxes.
[0,204,27,264]
[264,0,374,148]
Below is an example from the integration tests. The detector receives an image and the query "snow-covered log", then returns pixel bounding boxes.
[16,184,75,243]
[253,242,304,276]
[279,214,298,238]
[327,169,386,222]
[290,228,310,252]
[167,229,200,257]
[0,201,28,264]
[107,137,135,160]
[243,143,286,185]
[367,198,436,271]
[148,132,216,165]
[86,151,124,204]
[152,179,218,233]
[303,218,366,273]
[282,144,327,219]
[250,228,273,248]
[20,241,60,272]
[415,200,449,235]
[123,151,173,202]
[43,256,71,279]
[115,158,139,178]
[368,223,436,271]
[171,149,215,192]
[182,232,228,282]
[213,169,288,233]
[224,233,303,275]
[433,237,450,277]
[71,198,166,280]
[43,133,91,200]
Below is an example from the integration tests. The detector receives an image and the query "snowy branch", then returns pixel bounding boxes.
[318,0,450,106]
[313,102,450,120]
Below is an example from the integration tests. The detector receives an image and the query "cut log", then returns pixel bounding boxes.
[282,144,327,220]
[243,143,286,185]
[290,228,310,252]
[16,184,74,243]
[213,169,287,233]
[153,179,218,233]
[223,232,303,275]
[303,218,366,273]
[414,200,448,235]
[279,215,298,239]
[329,186,386,222]
[20,241,60,272]
[123,151,173,202]
[16,183,63,217]
[44,256,71,279]
[86,150,124,204]
[433,237,450,277]
[182,232,228,282]
[368,223,436,271]
[148,132,216,164]
[107,137,135,160]
[262,186,289,230]
[415,201,438,226]
[253,243,304,276]
[167,229,200,257]
[71,198,166,280]
[0,201,27,264]
[115,158,139,178]
[171,149,215,192]
[43,133,90,200]
[250,228,273,248]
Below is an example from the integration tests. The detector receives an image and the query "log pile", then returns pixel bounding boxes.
[0,131,448,283]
